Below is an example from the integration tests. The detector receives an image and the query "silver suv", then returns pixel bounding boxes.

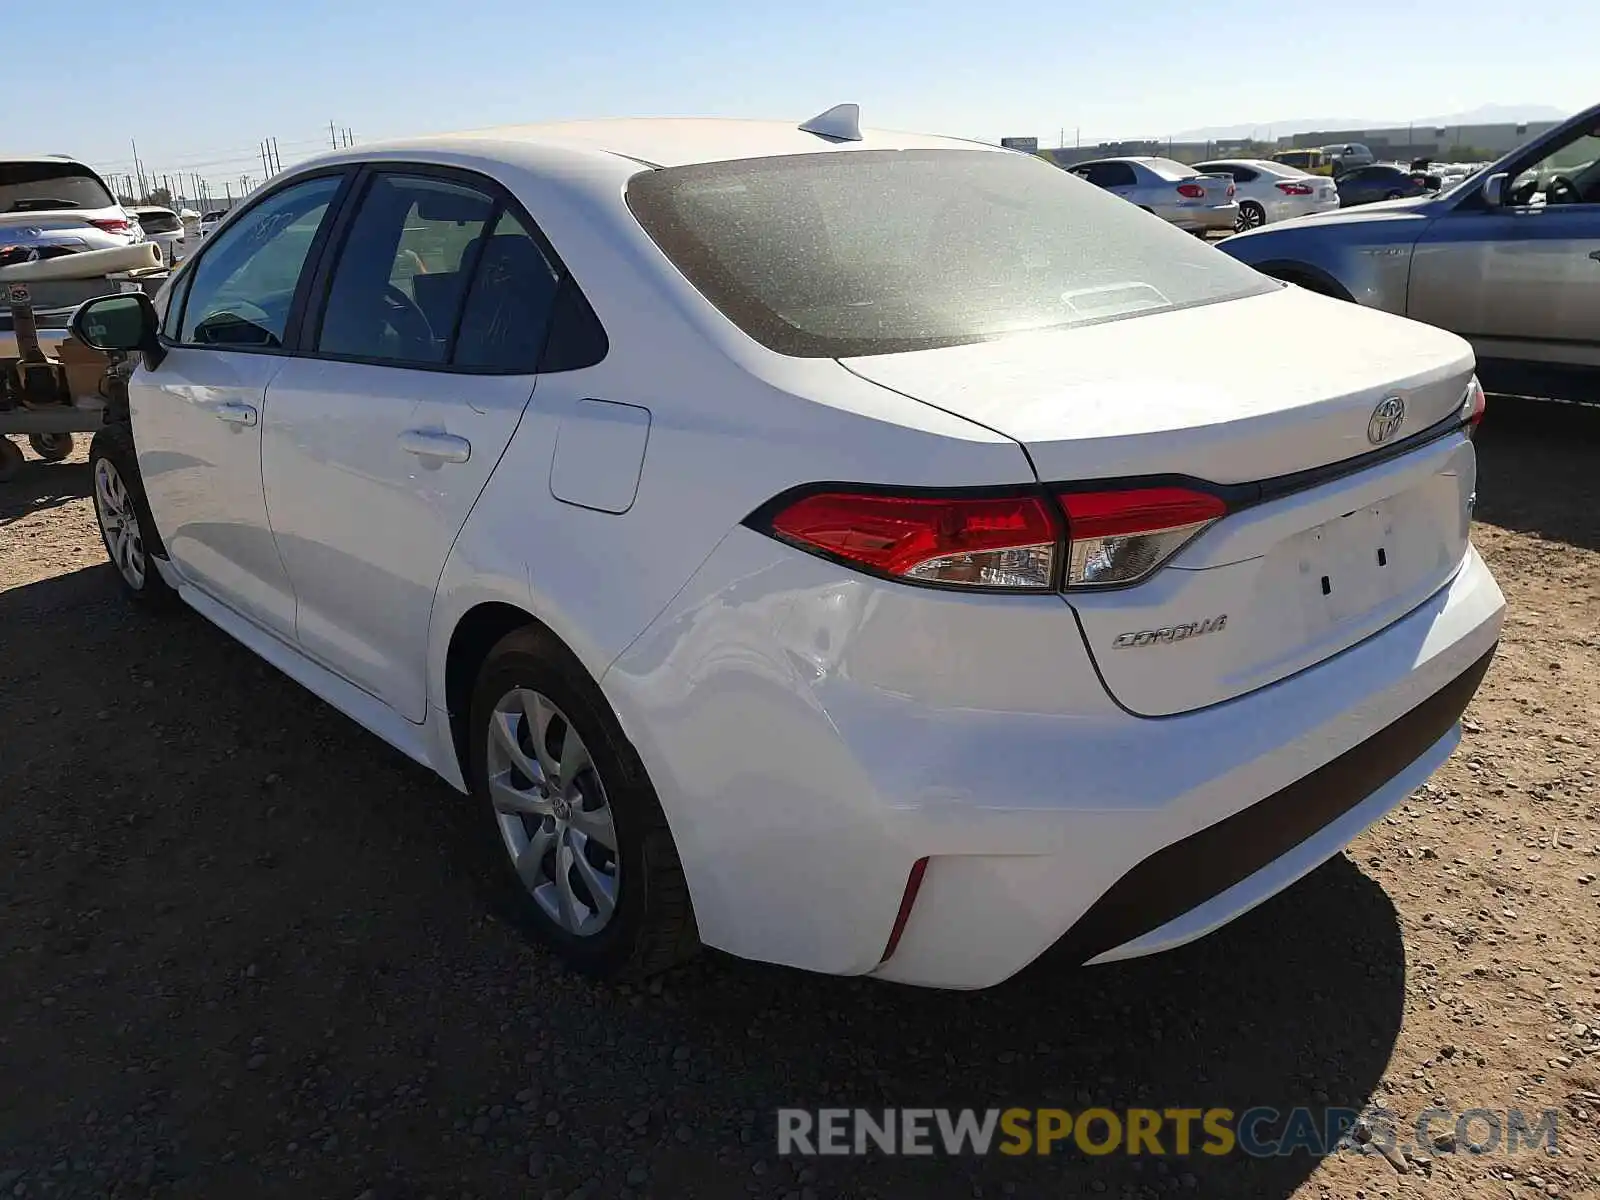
[1221,104,1600,404]
[0,156,144,258]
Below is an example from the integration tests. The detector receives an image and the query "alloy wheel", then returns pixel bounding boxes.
[485,688,620,937]
[94,457,147,589]
[1235,204,1265,231]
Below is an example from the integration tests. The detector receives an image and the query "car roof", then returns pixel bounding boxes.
[0,154,93,166]
[1196,158,1281,170]
[297,117,1000,172]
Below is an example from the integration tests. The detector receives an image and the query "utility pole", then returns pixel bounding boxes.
[344,127,353,148]
[131,139,147,200]
[271,138,281,174]
[330,120,340,149]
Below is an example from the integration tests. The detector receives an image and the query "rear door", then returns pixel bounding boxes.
[260,167,562,721]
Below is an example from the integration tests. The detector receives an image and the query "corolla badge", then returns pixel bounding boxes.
[1367,395,1406,445]
[1113,615,1227,649]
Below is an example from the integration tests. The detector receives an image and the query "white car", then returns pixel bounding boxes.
[0,155,144,256]
[131,205,188,264]
[1194,159,1342,230]
[198,209,228,239]
[71,105,1504,990]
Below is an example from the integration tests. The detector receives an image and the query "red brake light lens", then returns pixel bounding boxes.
[88,217,133,235]
[767,491,1059,590]
[1176,183,1207,199]
[1462,375,1487,437]
[1056,488,1227,587]
[1276,181,1315,196]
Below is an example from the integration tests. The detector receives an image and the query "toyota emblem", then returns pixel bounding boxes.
[1367,396,1406,445]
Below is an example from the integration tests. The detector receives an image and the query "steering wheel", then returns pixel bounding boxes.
[381,283,434,351]
[1545,175,1582,205]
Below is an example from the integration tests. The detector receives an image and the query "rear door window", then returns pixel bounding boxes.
[314,173,496,367]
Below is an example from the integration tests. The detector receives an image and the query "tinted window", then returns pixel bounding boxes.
[179,174,342,348]
[202,211,226,223]
[136,210,181,234]
[1229,166,1260,183]
[313,172,492,361]
[627,149,1273,359]
[1080,162,1135,188]
[452,210,561,371]
[1140,158,1195,181]
[0,161,115,212]
[316,174,495,366]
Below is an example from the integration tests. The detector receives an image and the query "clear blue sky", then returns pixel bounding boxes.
[18,0,1594,194]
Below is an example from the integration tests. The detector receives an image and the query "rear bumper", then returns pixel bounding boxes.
[1055,643,1492,965]
[606,529,1504,989]
[1169,204,1239,231]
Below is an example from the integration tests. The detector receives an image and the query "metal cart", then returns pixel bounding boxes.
[0,270,167,481]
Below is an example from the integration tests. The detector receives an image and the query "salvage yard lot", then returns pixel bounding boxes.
[3,401,1599,1199]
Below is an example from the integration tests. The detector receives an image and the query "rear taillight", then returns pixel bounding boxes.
[766,491,1059,590]
[1176,183,1207,199]
[1275,181,1315,196]
[756,484,1229,592]
[87,217,133,235]
[1461,375,1487,437]
[1057,487,1227,587]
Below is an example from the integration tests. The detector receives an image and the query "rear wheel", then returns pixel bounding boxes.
[28,432,74,461]
[89,426,178,608]
[1235,201,1266,231]
[467,626,699,980]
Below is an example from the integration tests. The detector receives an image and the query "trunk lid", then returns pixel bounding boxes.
[1182,173,1235,206]
[0,212,103,250]
[840,285,1478,714]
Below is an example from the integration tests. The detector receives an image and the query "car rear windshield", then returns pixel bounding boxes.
[0,161,115,213]
[626,149,1272,358]
[137,211,181,234]
[1139,158,1197,180]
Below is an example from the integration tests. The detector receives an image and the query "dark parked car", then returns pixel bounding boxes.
[1334,164,1431,207]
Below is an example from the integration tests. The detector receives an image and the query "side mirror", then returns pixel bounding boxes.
[70,292,161,363]
[1481,172,1508,209]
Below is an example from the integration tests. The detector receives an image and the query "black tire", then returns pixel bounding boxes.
[467,625,699,980]
[0,437,22,483]
[28,431,74,461]
[88,425,179,609]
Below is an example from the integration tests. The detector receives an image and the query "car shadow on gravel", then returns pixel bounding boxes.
[1473,397,1600,551]
[1,564,1405,1200]
[0,457,90,528]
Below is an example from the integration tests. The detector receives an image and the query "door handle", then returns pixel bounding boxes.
[214,402,257,427]
[398,429,471,464]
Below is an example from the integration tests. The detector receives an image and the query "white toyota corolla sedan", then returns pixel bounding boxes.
[72,105,1504,990]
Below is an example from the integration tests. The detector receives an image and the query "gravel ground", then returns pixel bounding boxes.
[3,402,1599,1199]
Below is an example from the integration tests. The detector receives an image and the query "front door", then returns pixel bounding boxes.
[1409,123,1600,373]
[261,170,562,720]
[133,173,347,638]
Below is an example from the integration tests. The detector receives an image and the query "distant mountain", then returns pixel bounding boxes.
[1172,104,1569,142]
